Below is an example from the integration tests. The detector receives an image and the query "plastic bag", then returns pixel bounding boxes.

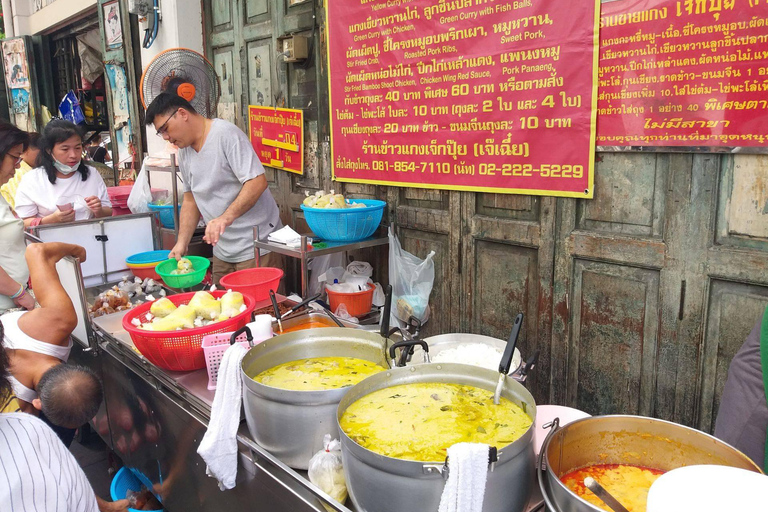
[332,303,359,324]
[308,435,348,508]
[58,90,85,124]
[388,226,435,327]
[128,161,152,214]
[308,254,345,297]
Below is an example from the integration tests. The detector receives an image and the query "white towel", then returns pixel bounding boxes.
[438,443,490,512]
[267,225,302,246]
[197,343,247,490]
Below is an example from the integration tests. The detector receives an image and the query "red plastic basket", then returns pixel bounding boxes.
[326,286,374,317]
[122,291,256,372]
[219,267,284,302]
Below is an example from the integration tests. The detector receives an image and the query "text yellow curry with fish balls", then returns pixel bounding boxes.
[340,382,533,462]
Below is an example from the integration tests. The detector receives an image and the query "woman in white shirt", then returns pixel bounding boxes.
[15,120,112,227]
[0,122,33,313]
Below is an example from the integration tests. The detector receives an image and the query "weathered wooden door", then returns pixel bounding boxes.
[551,153,768,430]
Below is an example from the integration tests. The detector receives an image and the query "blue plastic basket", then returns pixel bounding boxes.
[110,467,163,512]
[148,203,179,229]
[126,250,171,265]
[300,199,385,242]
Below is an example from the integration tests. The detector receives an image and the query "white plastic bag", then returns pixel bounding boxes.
[388,226,435,327]
[127,161,152,214]
[308,254,345,297]
[308,435,348,507]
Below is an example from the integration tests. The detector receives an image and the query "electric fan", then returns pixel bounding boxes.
[140,48,221,118]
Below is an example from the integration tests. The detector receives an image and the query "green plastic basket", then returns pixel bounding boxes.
[156,256,210,288]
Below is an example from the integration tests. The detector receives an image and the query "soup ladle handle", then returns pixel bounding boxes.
[583,477,631,512]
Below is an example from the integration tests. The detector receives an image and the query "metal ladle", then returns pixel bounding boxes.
[583,477,631,512]
[269,289,283,333]
[494,312,524,405]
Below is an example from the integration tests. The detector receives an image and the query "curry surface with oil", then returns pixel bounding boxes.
[561,464,665,512]
[253,356,385,391]
[340,382,532,462]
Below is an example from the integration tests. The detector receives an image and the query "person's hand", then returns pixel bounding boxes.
[203,216,232,246]
[96,497,130,512]
[85,195,102,215]
[168,242,188,260]
[13,291,35,310]
[49,208,75,224]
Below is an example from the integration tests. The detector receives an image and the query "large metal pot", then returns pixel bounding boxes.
[337,363,537,512]
[538,415,763,512]
[241,327,390,469]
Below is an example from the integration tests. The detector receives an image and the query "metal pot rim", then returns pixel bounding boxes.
[240,327,390,403]
[421,333,523,373]
[539,414,764,512]
[336,362,537,470]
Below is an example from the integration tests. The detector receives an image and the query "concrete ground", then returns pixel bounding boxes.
[70,428,115,502]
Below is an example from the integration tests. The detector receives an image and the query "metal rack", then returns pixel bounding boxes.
[252,226,389,297]
[144,154,210,255]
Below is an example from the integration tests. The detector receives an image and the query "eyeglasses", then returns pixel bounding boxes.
[155,109,180,136]
[6,153,23,164]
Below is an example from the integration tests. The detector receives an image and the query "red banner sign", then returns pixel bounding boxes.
[326,0,600,198]
[597,0,768,147]
[248,106,304,175]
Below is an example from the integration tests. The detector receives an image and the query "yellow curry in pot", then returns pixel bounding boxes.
[340,383,532,462]
[253,356,385,391]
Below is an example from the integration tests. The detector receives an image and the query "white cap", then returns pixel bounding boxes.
[246,314,274,343]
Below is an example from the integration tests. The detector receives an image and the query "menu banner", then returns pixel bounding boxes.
[326,0,600,198]
[597,0,768,147]
[248,106,304,175]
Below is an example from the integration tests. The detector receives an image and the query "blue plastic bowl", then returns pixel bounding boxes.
[148,203,179,229]
[126,250,171,266]
[300,199,385,242]
[110,467,162,512]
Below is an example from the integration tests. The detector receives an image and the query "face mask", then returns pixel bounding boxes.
[53,158,80,175]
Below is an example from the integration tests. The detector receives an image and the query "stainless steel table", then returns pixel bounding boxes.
[253,226,389,296]
[80,311,547,512]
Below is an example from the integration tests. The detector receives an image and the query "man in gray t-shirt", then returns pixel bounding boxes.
[145,93,283,284]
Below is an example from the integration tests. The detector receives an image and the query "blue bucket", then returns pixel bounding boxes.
[148,203,179,229]
[110,467,162,512]
[126,250,171,265]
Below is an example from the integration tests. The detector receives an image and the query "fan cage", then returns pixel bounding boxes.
[141,49,221,119]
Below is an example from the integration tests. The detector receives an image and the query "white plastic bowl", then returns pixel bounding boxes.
[647,464,768,511]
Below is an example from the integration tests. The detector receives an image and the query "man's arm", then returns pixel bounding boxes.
[169,191,202,259]
[203,174,267,246]
[0,265,34,310]
[17,243,85,345]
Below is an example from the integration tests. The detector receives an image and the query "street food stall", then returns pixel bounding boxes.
[23,206,761,512]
